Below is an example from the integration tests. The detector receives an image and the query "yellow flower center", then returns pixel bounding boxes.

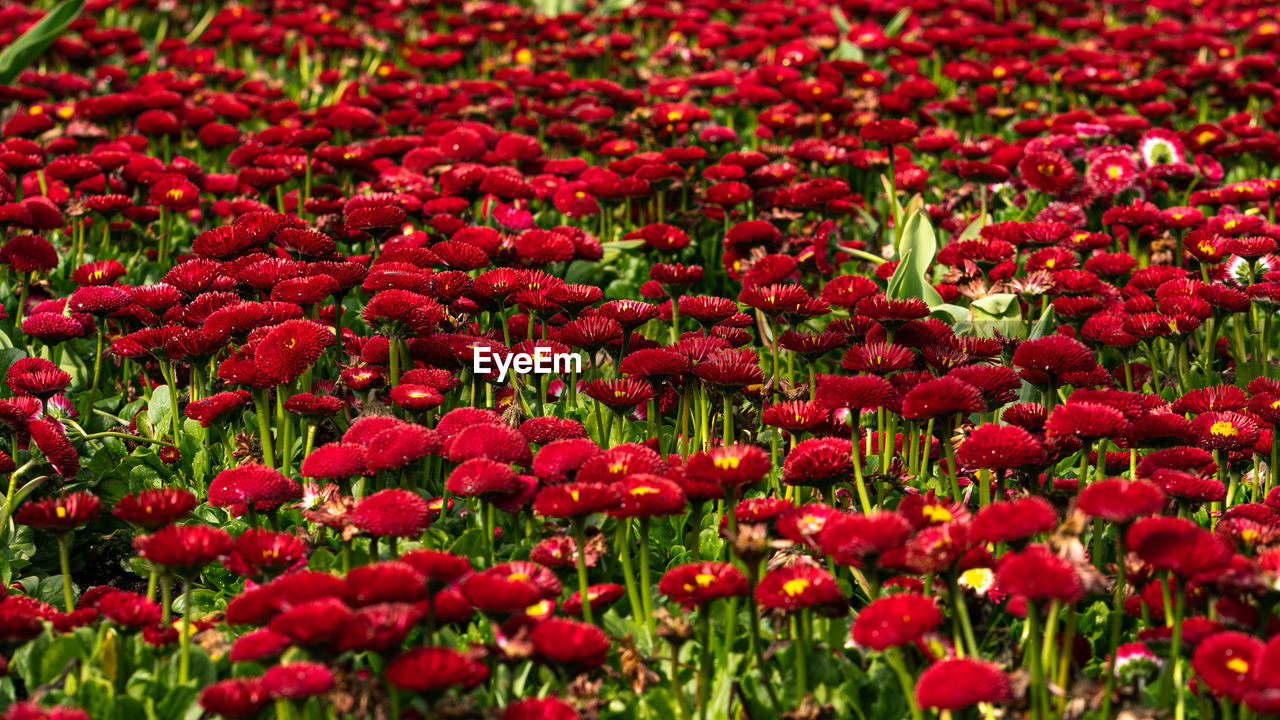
[630,485,659,496]
[922,505,953,523]
[508,572,530,582]
[713,455,741,470]
[782,578,811,596]
[1210,421,1239,437]
[1227,658,1250,674]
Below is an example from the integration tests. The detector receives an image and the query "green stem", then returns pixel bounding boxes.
[57,533,74,612]
[179,578,193,683]
[571,517,593,624]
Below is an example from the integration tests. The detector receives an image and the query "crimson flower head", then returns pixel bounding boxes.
[67,286,131,316]
[1078,479,1166,523]
[199,678,271,719]
[209,463,302,514]
[386,646,488,694]
[15,491,100,533]
[755,563,844,614]
[684,444,771,491]
[253,320,335,386]
[1011,334,1096,387]
[1193,411,1261,451]
[26,417,78,477]
[350,489,431,538]
[6,357,70,400]
[852,593,943,651]
[860,117,918,145]
[112,488,197,530]
[814,374,895,413]
[915,658,1012,710]
[955,424,1047,471]
[994,544,1084,603]
[446,458,522,498]
[223,528,308,580]
[532,482,621,518]
[531,617,611,668]
[136,524,232,575]
[262,661,335,701]
[1192,631,1264,703]
[658,562,748,608]
[582,377,656,412]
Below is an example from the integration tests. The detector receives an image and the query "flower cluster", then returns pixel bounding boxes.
[3,0,1280,719]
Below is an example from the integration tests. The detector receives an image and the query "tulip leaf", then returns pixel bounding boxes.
[0,0,86,86]
[885,210,942,307]
[970,293,1023,338]
[955,214,987,242]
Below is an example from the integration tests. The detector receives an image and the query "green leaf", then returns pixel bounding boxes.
[970,293,1024,338]
[38,635,85,687]
[449,527,489,559]
[883,8,912,37]
[601,239,644,251]
[146,385,172,432]
[955,214,986,242]
[0,0,85,85]
[830,8,865,61]
[885,210,942,307]
[697,527,724,561]
[0,349,26,384]
[79,675,116,720]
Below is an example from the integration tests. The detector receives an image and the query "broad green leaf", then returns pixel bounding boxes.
[885,210,942,307]
[955,214,986,242]
[930,303,969,324]
[970,293,1023,338]
[830,8,865,61]
[146,385,172,432]
[0,0,86,85]
[79,675,116,720]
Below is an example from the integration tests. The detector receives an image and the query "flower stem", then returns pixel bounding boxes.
[571,517,593,624]
[56,533,74,612]
[179,578,193,683]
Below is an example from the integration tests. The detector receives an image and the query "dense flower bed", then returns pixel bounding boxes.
[1,0,1280,718]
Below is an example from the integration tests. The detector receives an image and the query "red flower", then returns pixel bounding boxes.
[262,661,335,701]
[915,658,1012,710]
[96,591,161,629]
[200,677,271,719]
[350,489,431,538]
[209,463,301,514]
[532,482,621,518]
[253,320,335,386]
[447,458,522,498]
[970,497,1057,545]
[851,593,943,650]
[994,544,1084,603]
[860,118,918,145]
[501,698,578,720]
[6,357,70,399]
[612,475,688,518]
[15,491,99,532]
[1192,631,1264,702]
[658,562,748,608]
[531,617,610,668]
[386,647,489,694]
[300,443,368,479]
[136,524,232,574]
[1018,151,1077,195]
[955,424,1047,471]
[754,563,844,613]
[223,529,308,580]
[684,444,771,490]
[112,488,197,530]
